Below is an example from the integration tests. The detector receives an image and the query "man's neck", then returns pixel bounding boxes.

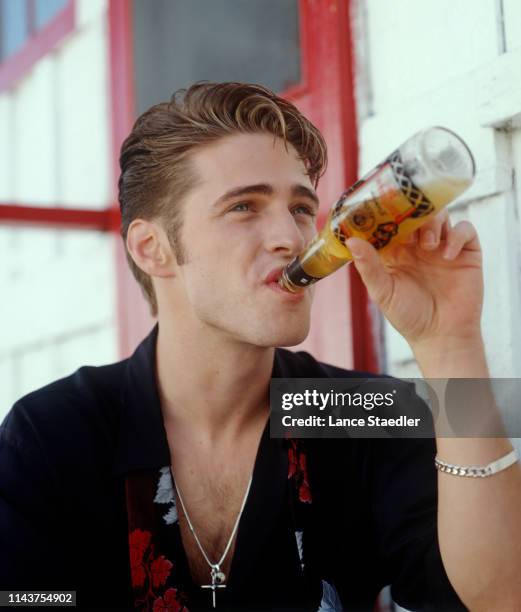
[156,319,274,445]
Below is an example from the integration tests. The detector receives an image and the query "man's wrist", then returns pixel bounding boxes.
[410,333,489,378]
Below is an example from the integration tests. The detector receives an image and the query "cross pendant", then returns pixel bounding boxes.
[201,566,226,608]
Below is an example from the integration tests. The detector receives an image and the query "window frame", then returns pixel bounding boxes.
[0,0,75,92]
[0,0,109,230]
[0,0,373,370]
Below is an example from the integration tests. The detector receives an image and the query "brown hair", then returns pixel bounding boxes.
[118,81,328,316]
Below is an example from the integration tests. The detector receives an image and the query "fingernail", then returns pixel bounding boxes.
[346,239,363,260]
[422,230,436,247]
[443,247,455,260]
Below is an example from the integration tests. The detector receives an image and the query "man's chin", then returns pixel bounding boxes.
[260,325,310,349]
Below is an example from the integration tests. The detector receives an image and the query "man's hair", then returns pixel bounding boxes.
[118,81,328,316]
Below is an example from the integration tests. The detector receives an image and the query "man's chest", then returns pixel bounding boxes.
[172,461,255,586]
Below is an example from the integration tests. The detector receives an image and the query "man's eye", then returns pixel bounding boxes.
[293,204,316,217]
[230,202,251,212]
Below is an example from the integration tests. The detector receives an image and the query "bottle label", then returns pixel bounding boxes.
[284,257,321,288]
[331,150,434,250]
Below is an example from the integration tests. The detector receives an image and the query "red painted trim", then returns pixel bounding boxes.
[108,0,135,198]
[108,0,142,358]
[282,82,309,101]
[341,0,380,373]
[0,0,75,93]
[0,204,119,231]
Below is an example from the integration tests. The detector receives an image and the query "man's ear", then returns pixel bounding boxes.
[126,219,176,278]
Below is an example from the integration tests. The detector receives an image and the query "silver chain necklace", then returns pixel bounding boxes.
[172,473,253,609]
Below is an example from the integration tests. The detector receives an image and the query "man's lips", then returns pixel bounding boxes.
[264,267,285,284]
[263,267,305,301]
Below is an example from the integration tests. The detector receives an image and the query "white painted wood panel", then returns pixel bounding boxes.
[12,56,58,205]
[0,229,116,351]
[55,17,111,208]
[468,193,515,376]
[77,0,107,28]
[0,95,13,200]
[0,0,115,417]
[55,321,117,373]
[366,0,498,115]
[508,128,521,375]
[0,359,15,422]
[360,3,521,381]
[358,48,521,204]
[16,344,59,401]
[503,0,521,51]
[0,320,117,421]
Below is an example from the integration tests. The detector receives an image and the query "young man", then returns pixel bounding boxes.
[1,82,520,611]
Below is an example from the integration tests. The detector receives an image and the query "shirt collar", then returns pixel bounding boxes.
[112,324,290,476]
[112,324,171,476]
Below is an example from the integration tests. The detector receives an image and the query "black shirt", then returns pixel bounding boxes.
[0,325,465,611]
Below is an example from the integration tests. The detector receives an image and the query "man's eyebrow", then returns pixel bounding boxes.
[291,184,320,208]
[213,184,274,208]
[212,182,319,209]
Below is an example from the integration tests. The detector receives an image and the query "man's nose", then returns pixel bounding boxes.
[263,209,307,256]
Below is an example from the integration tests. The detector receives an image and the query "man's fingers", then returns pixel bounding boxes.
[418,210,450,250]
[398,211,450,248]
[440,213,452,240]
[400,229,418,245]
[443,220,480,260]
[346,237,393,307]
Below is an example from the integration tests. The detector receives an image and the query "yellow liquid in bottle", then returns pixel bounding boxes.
[281,171,470,290]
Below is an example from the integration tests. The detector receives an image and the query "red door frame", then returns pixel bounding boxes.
[0,0,379,372]
[289,0,380,373]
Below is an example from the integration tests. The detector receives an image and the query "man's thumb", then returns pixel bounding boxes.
[346,237,392,306]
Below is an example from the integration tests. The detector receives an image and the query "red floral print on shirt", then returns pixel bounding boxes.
[130,529,152,588]
[153,588,184,612]
[128,528,187,611]
[288,440,312,504]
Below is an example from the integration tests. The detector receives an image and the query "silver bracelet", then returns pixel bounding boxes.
[435,449,518,478]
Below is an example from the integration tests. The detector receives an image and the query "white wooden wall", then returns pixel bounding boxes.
[0,0,117,420]
[354,0,521,379]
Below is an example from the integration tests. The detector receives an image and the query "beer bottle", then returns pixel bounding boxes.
[279,126,475,292]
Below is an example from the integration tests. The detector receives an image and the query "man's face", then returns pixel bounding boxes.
[166,132,319,348]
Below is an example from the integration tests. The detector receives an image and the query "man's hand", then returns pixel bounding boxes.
[347,212,521,610]
[346,210,484,349]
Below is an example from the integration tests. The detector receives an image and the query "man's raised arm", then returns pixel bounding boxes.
[346,211,521,609]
